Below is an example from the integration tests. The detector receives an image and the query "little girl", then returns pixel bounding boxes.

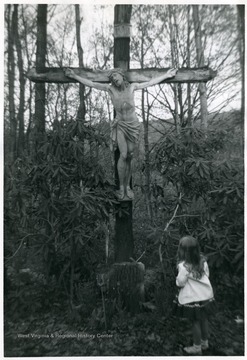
[175,235,215,355]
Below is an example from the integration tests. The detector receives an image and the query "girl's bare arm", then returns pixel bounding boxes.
[133,68,177,91]
[176,263,189,287]
[64,68,109,91]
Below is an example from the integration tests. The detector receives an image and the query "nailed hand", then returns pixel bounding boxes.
[167,68,178,78]
[64,68,75,78]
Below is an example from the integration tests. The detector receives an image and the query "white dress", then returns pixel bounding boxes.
[176,261,214,305]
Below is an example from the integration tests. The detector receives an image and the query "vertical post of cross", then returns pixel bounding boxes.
[113,5,134,263]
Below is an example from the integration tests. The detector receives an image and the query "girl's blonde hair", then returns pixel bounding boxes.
[177,236,206,279]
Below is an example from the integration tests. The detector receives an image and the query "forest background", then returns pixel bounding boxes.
[4,3,244,357]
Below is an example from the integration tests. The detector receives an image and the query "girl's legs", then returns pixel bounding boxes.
[200,309,209,340]
[200,309,209,349]
[185,307,210,354]
[184,320,202,354]
[192,320,201,346]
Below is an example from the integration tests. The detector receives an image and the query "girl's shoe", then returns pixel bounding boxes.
[184,345,202,355]
[201,339,209,350]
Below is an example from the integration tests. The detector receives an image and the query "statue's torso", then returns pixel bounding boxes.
[109,84,137,121]
[109,83,140,145]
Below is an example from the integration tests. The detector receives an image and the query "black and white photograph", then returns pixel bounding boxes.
[3,3,244,357]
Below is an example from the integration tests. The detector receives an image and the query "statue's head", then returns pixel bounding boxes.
[108,68,128,87]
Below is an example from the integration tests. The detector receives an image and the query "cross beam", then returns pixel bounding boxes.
[27,66,216,84]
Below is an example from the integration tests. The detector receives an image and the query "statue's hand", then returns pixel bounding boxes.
[64,68,75,78]
[167,68,178,78]
[28,68,38,77]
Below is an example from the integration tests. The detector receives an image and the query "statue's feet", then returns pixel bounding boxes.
[116,187,125,200]
[126,186,134,200]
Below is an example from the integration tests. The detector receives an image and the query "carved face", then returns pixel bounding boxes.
[111,72,124,87]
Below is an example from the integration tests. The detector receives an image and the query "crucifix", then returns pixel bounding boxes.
[63,66,177,201]
[27,5,216,265]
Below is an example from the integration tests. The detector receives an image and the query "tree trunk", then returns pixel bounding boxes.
[187,5,192,126]
[139,17,153,224]
[34,4,47,152]
[173,8,184,127]
[237,5,244,127]
[168,5,179,132]
[13,5,25,157]
[26,81,34,155]
[75,5,86,133]
[192,5,208,129]
[7,5,17,163]
[21,5,34,154]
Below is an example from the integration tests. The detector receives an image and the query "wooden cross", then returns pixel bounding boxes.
[28,66,216,84]
[27,5,216,263]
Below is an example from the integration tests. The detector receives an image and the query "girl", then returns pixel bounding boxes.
[175,236,215,355]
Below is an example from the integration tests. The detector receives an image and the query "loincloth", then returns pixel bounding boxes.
[110,116,140,151]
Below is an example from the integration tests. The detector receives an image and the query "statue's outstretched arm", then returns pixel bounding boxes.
[133,68,177,90]
[64,68,109,91]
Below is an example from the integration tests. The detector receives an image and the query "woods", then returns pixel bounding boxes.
[4,4,244,357]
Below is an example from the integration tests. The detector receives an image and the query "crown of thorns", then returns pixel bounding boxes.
[107,68,126,80]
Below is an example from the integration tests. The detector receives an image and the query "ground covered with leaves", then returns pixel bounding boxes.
[5,302,244,357]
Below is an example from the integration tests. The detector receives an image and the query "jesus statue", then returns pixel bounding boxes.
[64,67,177,200]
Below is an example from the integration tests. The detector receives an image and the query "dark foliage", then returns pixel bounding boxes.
[153,124,243,309]
[4,115,244,356]
[5,119,117,318]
